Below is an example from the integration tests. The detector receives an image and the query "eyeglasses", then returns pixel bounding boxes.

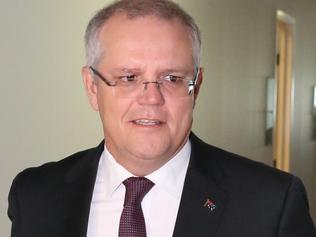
[89,66,199,98]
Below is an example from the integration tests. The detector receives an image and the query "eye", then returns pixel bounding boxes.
[163,75,184,83]
[118,74,137,82]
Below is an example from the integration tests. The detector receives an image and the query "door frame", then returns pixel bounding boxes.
[273,10,296,172]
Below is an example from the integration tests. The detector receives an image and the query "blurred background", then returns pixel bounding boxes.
[1,0,315,235]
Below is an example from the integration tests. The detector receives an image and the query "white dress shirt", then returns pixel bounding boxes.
[86,141,191,237]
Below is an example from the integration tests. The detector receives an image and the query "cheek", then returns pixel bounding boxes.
[96,91,116,126]
[96,91,107,118]
[88,83,100,111]
[168,99,194,131]
[97,91,132,127]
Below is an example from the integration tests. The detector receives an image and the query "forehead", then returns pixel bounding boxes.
[97,14,195,67]
[100,13,192,39]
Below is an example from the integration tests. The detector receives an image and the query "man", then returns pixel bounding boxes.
[8,0,316,236]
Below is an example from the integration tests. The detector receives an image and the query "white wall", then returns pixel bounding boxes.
[186,0,276,164]
[0,1,109,235]
[1,0,315,235]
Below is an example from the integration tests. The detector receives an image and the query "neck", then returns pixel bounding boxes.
[110,151,173,176]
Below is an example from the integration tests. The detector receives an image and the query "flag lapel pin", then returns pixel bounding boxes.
[203,198,216,211]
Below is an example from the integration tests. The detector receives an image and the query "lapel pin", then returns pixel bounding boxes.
[203,198,216,211]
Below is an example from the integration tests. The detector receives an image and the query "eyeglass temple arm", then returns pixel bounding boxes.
[188,67,200,95]
[89,66,115,87]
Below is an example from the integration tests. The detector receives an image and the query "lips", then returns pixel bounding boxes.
[132,119,162,126]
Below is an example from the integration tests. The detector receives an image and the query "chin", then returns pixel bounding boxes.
[130,141,172,161]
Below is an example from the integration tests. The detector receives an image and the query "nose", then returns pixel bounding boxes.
[137,81,165,105]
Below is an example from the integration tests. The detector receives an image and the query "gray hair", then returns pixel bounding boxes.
[84,0,201,67]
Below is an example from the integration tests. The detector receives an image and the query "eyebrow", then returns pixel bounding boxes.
[110,67,142,74]
[159,68,191,74]
[110,67,192,75]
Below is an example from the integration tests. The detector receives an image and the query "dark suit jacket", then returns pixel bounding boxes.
[8,133,316,237]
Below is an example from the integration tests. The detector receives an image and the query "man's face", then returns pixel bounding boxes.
[83,14,202,175]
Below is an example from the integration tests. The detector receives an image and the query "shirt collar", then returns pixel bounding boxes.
[146,141,191,199]
[99,140,191,200]
[99,149,133,199]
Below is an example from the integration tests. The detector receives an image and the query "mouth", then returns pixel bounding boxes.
[132,119,163,126]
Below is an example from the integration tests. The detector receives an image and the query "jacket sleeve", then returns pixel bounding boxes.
[278,176,316,236]
[8,174,22,237]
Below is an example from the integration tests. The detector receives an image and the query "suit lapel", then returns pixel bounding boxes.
[173,133,228,237]
[54,135,228,237]
[59,142,104,237]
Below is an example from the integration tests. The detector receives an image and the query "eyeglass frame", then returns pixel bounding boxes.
[89,66,200,96]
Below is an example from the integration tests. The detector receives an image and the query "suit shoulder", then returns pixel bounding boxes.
[190,134,294,188]
[14,142,103,185]
[220,147,292,184]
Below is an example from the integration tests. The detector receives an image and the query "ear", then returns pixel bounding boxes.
[82,66,99,111]
[193,67,203,106]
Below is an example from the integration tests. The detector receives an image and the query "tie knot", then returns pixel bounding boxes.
[123,177,154,205]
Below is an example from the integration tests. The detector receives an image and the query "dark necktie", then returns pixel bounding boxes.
[119,177,154,237]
